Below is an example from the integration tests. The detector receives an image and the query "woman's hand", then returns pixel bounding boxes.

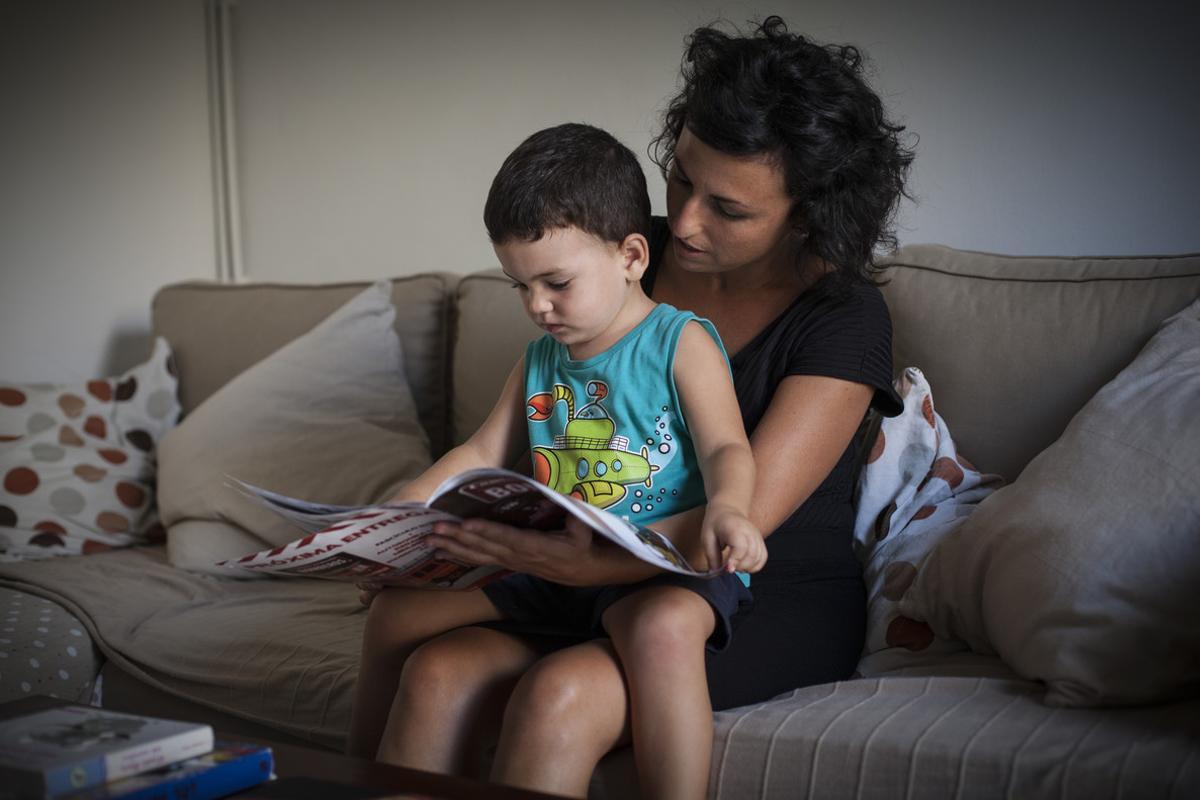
[425,515,651,587]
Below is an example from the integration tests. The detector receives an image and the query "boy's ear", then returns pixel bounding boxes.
[619,233,650,281]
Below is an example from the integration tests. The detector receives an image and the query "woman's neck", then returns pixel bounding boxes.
[660,243,826,300]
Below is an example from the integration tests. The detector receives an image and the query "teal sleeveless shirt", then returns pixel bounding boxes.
[523,303,728,525]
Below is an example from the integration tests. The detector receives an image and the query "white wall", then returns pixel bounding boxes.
[2,0,1198,380]
[230,0,1200,282]
[0,0,216,382]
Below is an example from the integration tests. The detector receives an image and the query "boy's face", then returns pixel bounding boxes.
[496,227,645,359]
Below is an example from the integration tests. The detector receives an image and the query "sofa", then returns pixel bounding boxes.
[1,244,1197,798]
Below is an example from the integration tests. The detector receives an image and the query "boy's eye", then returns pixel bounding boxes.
[548,280,571,291]
[509,281,527,291]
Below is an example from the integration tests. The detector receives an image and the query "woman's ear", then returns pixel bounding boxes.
[788,208,810,241]
[619,233,650,281]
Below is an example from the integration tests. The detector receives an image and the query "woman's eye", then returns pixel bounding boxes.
[671,169,692,187]
[714,203,744,220]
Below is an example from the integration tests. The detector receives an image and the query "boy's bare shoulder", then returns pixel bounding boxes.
[673,319,730,382]
[676,319,725,357]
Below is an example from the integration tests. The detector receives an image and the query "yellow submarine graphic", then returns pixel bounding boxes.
[526,380,659,510]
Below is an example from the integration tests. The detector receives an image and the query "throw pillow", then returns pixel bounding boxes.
[901,297,1200,706]
[156,281,433,575]
[853,367,1001,657]
[0,338,180,560]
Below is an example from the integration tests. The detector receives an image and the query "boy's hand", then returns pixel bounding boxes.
[702,505,767,574]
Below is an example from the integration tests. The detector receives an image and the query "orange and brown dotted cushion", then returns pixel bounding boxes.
[852,366,1005,656]
[0,338,179,561]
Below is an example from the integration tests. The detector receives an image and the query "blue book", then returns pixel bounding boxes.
[62,740,274,800]
[0,705,214,799]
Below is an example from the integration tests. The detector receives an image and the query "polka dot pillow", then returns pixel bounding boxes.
[852,367,1004,656]
[0,337,180,560]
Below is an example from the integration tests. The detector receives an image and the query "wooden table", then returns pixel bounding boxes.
[1,696,567,800]
[241,736,569,799]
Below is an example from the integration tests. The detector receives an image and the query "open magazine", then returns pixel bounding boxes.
[220,468,722,590]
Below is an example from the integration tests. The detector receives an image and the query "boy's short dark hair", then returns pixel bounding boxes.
[484,123,651,245]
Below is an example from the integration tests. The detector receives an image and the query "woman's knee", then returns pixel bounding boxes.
[395,627,543,716]
[504,646,627,751]
[395,635,473,714]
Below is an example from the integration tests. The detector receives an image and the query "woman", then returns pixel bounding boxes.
[349,16,913,797]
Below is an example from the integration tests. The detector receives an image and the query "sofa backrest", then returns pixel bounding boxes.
[451,271,541,448]
[152,275,458,455]
[877,245,1200,480]
[451,248,1200,481]
[152,245,1200,482]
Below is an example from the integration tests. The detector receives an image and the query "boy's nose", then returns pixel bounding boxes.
[528,289,553,314]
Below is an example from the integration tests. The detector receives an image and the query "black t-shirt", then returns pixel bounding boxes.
[643,217,901,570]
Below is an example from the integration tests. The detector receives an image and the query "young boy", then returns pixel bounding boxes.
[349,123,765,799]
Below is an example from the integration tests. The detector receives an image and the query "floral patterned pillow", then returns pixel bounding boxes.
[0,338,180,560]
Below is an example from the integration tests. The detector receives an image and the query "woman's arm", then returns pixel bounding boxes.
[645,373,872,557]
[742,374,874,536]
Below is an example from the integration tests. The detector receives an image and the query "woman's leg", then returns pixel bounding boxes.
[377,626,552,775]
[491,639,631,798]
[602,585,716,800]
[345,587,502,758]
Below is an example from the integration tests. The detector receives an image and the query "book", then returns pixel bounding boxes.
[221,467,722,589]
[0,705,214,799]
[62,740,273,800]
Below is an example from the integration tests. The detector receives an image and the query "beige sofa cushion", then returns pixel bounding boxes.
[878,246,1200,481]
[152,273,455,455]
[451,270,541,447]
[902,297,1200,707]
[157,282,432,572]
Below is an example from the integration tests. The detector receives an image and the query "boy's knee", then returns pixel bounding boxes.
[605,587,714,655]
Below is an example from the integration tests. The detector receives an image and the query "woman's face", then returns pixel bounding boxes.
[665,127,797,277]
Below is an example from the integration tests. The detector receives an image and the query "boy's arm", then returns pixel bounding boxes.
[386,358,529,504]
[674,322,764,571]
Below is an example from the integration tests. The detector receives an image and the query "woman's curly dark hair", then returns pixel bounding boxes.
[650,16,915,291]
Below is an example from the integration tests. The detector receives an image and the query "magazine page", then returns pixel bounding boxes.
[428,468,722,577]
[219,505,506,590]
[226,477,380,535]
[223,468,722,586]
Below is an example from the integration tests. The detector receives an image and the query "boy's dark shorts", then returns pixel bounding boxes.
[481,570,753,652]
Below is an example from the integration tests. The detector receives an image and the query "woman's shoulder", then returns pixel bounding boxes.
[785,272,891,329]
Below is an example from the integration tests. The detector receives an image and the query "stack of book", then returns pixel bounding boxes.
[0,704,274,800]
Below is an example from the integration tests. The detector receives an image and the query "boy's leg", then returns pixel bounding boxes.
[345,587,503,758]
[601,585,717,800]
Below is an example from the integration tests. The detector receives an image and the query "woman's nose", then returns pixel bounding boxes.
[673,195,704,239]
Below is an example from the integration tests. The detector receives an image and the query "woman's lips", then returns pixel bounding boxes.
[673,236,706,259]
